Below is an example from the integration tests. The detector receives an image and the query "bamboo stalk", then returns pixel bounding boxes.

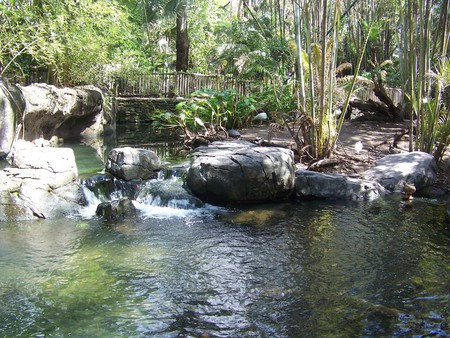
[335,19,374,147]
[294,1,306,110]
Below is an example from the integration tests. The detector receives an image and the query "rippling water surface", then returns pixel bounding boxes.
[1,125,449,336]
[0,196,449,337]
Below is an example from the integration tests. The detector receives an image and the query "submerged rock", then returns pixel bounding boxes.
[106,147,161,181]
[82,174,143,200]
[186,140,295,204]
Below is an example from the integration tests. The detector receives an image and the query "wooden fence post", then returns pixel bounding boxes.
[116,71,260,97]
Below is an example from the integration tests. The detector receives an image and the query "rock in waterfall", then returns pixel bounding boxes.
[106,147,161,181]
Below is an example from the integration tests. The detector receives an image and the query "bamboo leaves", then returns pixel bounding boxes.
[1,0,135,85]
[400,0,449,158]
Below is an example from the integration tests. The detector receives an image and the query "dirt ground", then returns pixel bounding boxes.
[239,120,450,194]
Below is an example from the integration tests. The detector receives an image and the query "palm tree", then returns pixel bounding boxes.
[137,0,190,71]
[175,0,189,71]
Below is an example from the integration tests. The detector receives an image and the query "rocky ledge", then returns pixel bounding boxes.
[0,79,116,160]
[186,141,437,204]
[0,140,84,221]
[0,140,439,221]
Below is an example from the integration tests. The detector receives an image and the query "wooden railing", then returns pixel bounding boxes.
[116,72,263,97]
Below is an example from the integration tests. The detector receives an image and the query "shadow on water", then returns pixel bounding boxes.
[116,122,186,164]
[0,124,449,337]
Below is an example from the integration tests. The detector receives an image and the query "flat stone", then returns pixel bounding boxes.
[295,169,385,200]
[12,146,78,176]
[362,151,437,192]
[0,144,82,221]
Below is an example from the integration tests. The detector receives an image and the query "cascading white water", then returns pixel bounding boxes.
[79,175,219,219]
[78,185,102,218]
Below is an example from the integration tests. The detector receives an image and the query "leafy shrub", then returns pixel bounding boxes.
[154,89,257,134]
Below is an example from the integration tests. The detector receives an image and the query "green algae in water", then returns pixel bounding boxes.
[33,242,171,336]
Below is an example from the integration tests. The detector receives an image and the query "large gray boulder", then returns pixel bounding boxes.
[0,141,83,221]
[76,85,116,138]
[186,141,295,204]
[106,147,161,181]
[0,78,25,158]
[18,83,99,139]
[0,82,116,159]
[17,83,112,140]
[362,151,437,193]
[295,169,385,200]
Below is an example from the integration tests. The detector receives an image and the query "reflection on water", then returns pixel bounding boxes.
[116,123,186,164]
[0,196,449,337]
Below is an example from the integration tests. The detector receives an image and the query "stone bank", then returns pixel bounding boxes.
[116,97,185,124]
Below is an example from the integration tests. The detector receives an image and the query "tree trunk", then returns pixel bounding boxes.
[176,4,189,72]
[349,99,397,119]
[371,70,402,120]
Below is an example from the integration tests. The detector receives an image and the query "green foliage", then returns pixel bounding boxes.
[0,0,148,86]
[1,0,448,163]
[211,12,295,79]
[413,59,450,160]
[252,80,297,116]
[154,89,257,135]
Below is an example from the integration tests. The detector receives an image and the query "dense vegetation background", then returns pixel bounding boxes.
[1,0,449,159]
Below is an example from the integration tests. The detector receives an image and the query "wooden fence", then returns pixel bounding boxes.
[116,72,263,97]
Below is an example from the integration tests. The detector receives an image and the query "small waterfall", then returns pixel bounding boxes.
[78,168,214,219]
[135,178,203,209]
[133,177,207,218]
[78,185,102,218]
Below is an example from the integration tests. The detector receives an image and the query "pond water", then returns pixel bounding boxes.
[0,124,449,337]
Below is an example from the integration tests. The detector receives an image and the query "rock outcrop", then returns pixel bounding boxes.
[362,151,437,193]
[0,80,116,159]
[0,140,83,221]
[295,169,385,200]
[18,83,115,140]
[295,151,436,200]
[0,78,25,158]
[186,141,295,204]
[106,147,161,181]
